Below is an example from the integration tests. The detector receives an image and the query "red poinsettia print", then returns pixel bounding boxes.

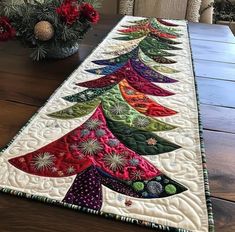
[79,3,100,24]
[0,16,16,41]
[56,0,80,25]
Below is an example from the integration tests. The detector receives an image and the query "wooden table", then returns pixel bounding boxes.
[0,15,235,232]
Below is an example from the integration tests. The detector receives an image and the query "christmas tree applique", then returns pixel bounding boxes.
[9,18,187,210]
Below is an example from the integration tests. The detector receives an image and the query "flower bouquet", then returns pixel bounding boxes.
[0,0,101,60]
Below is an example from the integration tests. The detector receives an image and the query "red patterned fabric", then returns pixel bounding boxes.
[78,61,174,96]
[9,106,161,180]
[157,19,179,27]
[119,79,177,117]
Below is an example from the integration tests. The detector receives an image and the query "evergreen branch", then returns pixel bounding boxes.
[1,0,100,60]
[30,44,48,61]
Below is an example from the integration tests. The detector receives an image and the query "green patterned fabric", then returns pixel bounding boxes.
[141,36,180,51]
[106,117,180,156]
[150,19,181,36]
[115,31,148,40]
[48,99,100,119]
[101,85,175,132]
[140,42,175,57]
[63,85,114,103]
[138,49,179,74]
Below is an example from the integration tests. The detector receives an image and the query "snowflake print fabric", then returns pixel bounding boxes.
[0,16,214,232]
[9,106,165,180]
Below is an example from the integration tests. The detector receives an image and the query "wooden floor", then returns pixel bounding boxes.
[0,15,235,232]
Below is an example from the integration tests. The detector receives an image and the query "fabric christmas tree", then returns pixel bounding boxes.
[9,18,187,210]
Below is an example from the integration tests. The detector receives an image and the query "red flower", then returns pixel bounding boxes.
[80,3,100,24]
[0,16,16,41]
[56,1,80,25]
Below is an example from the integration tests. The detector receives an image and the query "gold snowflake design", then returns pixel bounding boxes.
[85,119,102,130]
[110,102,128,115]
[133,116,150,128]
[103,152,127,171]
[31,152,55,171]
[79,139,103,156]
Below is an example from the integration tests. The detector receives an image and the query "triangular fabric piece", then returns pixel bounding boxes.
[77,60,141,89]
[143,36,181,50]
[77,71,124,88]
[78,61,174,97]
[118,24,149,33]
[157,18,179,27]
[139,40,176,57]
[117,19,179,40]
[149,32,181,45]
[119,79,177,117]
[114,31,148,40]
[99,168,187,198]
[106,117,180,156]
[48,99,101,119]
[125,61,174,96]
[86,62,126,75]
[130,57,178,83]
[101,85,176,131]
[92,48,136,65]
[9,106,164,180]
[141,48,176,64]
[63,85,114,103]
[62,166,103,210]
[138,49,179,74]
[150,18,181,36]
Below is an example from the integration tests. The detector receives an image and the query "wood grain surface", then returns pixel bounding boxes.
[191,39,235,63]
[194,60,235,81]
[189,22,235,43]
[0,15,235,232]
[197,77,235,108]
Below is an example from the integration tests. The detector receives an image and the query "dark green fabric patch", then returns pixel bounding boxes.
[63,86,114,103]
[106,117,180,156]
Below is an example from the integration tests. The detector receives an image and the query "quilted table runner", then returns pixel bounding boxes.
[0,16,213,232]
